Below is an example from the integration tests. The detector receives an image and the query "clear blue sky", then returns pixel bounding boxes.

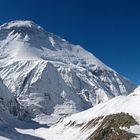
[0,0,140,84]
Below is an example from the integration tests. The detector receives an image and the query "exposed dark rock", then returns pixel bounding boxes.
[82,116,104,131]
[87,113,138,140]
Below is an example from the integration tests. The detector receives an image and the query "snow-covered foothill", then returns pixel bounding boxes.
[36,87,140,140]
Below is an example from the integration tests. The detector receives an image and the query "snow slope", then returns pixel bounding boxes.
[0,111,47,140]
[0,20,136,125]
[36,87,140,140]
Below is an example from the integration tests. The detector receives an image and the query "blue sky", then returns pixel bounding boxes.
[0,0,140,84]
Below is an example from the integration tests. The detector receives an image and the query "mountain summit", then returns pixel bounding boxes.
[0,20,136,125]
[0,20,109,69]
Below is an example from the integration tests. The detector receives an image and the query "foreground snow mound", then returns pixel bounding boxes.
[0,20,136,125]
[40,88,140,140]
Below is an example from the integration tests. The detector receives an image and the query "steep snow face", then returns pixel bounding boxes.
[0,20,136,125]
[40,89,140,140]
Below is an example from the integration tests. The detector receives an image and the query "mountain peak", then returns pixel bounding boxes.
[0,20,110,69]
[0,20,42,30]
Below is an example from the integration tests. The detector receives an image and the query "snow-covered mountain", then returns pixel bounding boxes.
[0,20,136,125]
[38,87,140,140]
